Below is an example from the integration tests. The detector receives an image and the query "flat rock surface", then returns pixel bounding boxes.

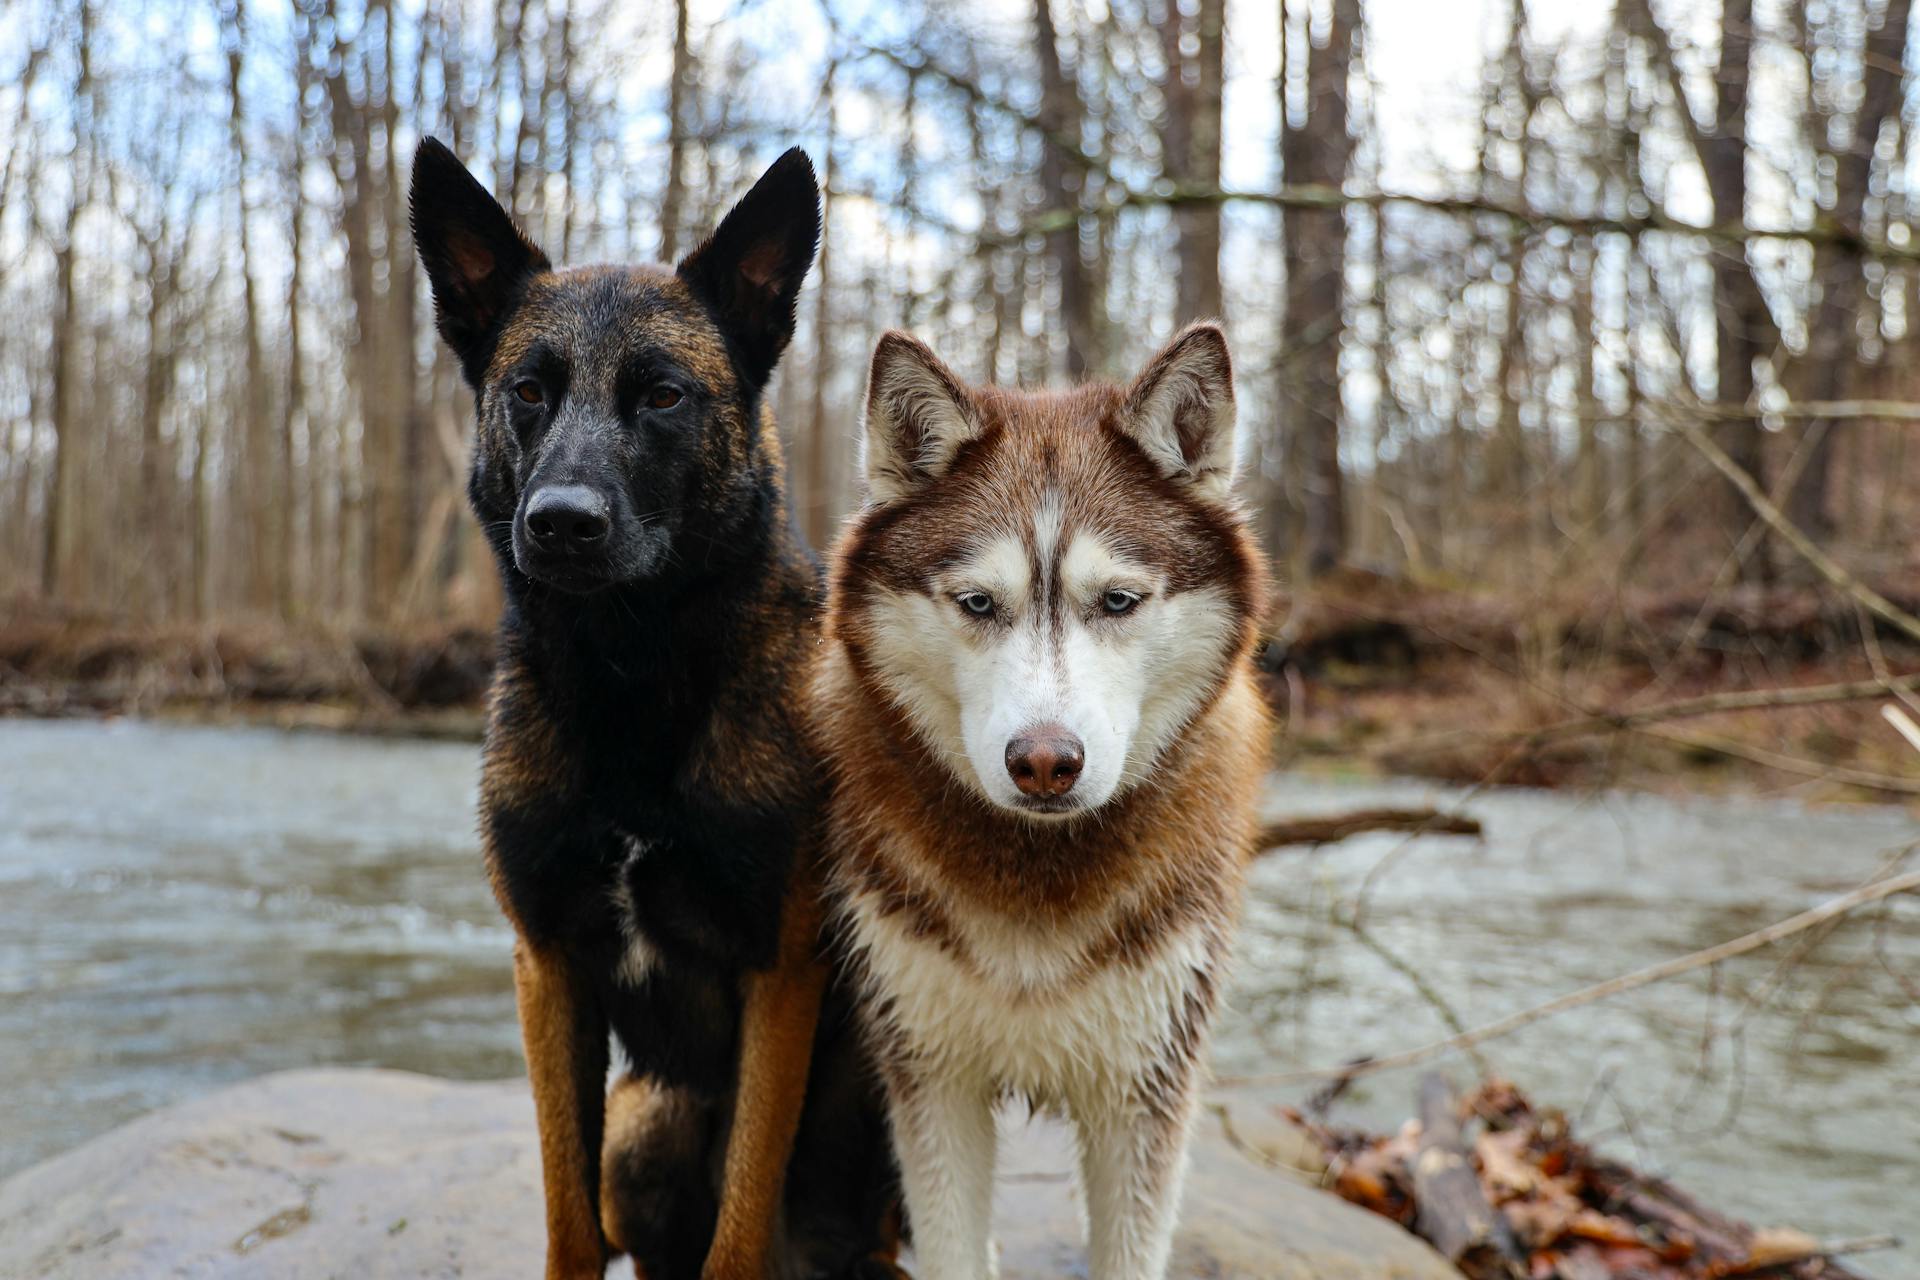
[0,1069,1459,1279]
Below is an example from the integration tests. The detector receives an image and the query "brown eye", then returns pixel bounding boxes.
[513,381,544,406]
[648,386,683,410]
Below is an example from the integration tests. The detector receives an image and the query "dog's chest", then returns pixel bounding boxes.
[607,818,788,971]
[845,885,1221,1099]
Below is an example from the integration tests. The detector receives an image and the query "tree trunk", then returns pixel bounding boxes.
[41,212,81,600]
[283,155,306,618]
[1783,0,1910,543]
[1033,0,1097,378]
[803,63,838,546]
[1697,0,1771,575]
[1482,0,1541,570]
[1281,0,1357,576]
[40,0,92,601]
[1161,0,1225,324]
[138,231,179,620]
[1574,244,1601,528]
[658,0,693,261]
[224,1,276,614]
[383,0,424,620]
[324,18,379,618]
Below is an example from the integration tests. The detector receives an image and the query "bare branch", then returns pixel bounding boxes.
[1218,867,1920,1088]
[1391,672,1920,761]
[1672,415,1920,646]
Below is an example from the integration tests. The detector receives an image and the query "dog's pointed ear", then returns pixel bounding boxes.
[861,331,981,505]
[677,148,821,389]
[410,138,551,387]
[1117,323,1238,500]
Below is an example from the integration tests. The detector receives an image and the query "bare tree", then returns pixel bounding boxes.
[1281,0,1359,576]
[2,0,1916,643]
[1159,0,1225,324]
[1034,0,1097,378]
[1784,0,1912,543]
[659,0,694,261]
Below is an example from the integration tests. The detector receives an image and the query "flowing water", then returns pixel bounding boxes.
[1,720,1915,1272]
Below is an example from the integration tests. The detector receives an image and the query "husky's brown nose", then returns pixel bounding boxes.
[1005,727,1084,798]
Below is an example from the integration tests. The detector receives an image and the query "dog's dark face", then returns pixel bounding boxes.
[410,142,820,593]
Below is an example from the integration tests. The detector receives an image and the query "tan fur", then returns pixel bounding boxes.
[702,863,829,1280]
[514,941,609,1280]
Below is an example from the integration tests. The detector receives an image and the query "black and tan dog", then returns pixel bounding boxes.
[410,142,900,1280]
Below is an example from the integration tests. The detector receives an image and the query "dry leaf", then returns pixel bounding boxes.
[1476,1128,1540,1196]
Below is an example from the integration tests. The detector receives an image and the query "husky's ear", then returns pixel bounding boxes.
[1118,323,1238,500]
[677,148,821,389]
[861,331,981,505]
[410,138,551,388]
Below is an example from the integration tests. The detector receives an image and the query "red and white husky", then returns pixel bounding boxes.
[812,324,1271,1280]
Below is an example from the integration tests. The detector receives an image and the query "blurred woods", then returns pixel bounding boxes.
[3,0,1919,632]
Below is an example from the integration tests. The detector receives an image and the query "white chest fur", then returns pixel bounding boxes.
[844,885,1219,1104]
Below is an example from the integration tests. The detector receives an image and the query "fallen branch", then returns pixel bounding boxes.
[1411,1074,1525,1273]
[1257,807,1483,849]
[1218,867,1920,1087]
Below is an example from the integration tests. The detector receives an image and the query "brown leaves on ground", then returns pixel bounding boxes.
[0,603,495,721]
[1286,1079,1869,1280]
[1260,570,1920,800]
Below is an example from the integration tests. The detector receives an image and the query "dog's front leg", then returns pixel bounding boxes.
[1072,1071,1201,1280]
[515,939,611,1280]
[701,871,830,1280]
[886,1064,997,1280]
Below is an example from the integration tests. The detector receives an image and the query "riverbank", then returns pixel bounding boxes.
[9,573,1920,801]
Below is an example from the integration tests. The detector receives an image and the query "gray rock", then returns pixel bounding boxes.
[0,1069,1459,1280]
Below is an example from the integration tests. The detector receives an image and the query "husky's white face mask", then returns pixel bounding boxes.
[840,324,1257,820]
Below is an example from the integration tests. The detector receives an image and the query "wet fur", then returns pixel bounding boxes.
[412,140,900,1280]
[813,327,1270,1280]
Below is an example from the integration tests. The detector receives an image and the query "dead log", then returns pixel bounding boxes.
[1257,807,1482,850]
[1410,1073,1524,1275]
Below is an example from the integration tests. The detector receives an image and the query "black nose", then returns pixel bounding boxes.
[524,486,610,550]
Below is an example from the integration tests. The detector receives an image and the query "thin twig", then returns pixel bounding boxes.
[1882,705,1920,756]
[1672,416,1920,647]
[1218,868,1920,1087]
[1391,673,1920,760]
[1635,724,1920,796]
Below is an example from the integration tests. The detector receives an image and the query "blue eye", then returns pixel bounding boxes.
[1102,589,1142,615]
[957,592,994,617]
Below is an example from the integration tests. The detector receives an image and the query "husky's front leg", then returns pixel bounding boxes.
[885,1064,998,1280]
[1072,1070,1202,1280]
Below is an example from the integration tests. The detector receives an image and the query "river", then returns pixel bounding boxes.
[1,719,1913,1273]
